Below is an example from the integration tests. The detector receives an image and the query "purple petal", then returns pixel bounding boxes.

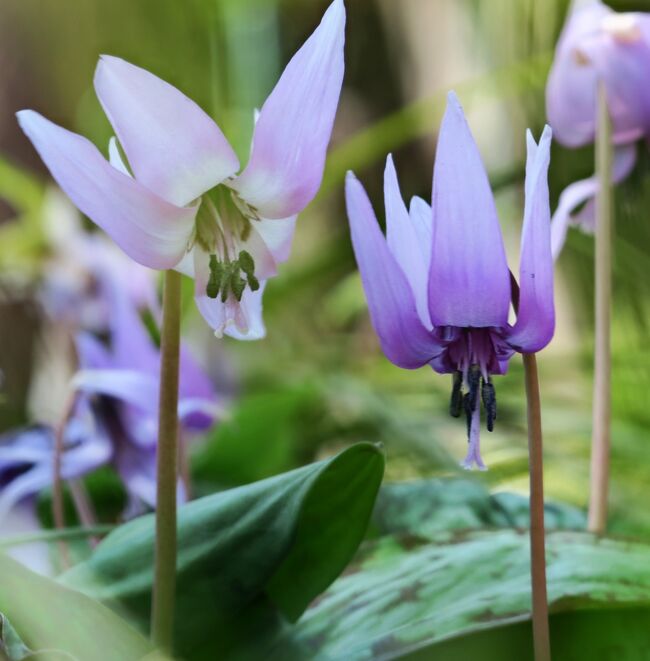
[231,0,345,218]
[94,56,239,207]
[346,172,443,369]
[547,2,650,147]
[550,143,637,259]
[17,110,196,270]
[72,369,159,413]
[75,332,112,370]
[408,195,433,256]
[428,92,511,328]
[179,345,219,430]
[384,155,432,328]
[506,127,555,353]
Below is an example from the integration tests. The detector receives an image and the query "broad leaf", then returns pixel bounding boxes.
[373,479,585,538]
[265,530,650,660]
[0,553,159,661]
[62,443,385,659]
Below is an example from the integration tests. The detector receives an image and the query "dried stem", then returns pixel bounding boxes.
[151,269,182,653]
[588,81,613,535]
[523,353,551,661]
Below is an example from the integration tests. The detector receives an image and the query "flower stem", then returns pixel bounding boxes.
[151,269,182,653]
[52,391,76,569]
[523,353,551,661]
[588,81,612,535]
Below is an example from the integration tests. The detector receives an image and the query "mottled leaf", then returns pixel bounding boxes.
[373,479,585,539]
[265,530,650,660]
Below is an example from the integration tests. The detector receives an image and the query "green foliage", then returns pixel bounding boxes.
[61,443,384,660]
[265,530,650,660]
[0,553,160,661]
[373,478,585,539]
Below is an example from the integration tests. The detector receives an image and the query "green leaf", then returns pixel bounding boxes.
[0,553,159,661]
[373,479,586,539]
[266,530,650,660]
[62,443,385,659]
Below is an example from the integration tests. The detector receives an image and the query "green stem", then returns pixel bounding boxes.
[523,353,551,661]
[151,269,182,653]
[588,81,613,535]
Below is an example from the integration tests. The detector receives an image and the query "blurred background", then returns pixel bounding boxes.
[0,0,649,555]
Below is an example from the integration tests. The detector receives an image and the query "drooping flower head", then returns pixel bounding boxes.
[16,0,345,339]
[546,0,650,257]
[346,92,554,469]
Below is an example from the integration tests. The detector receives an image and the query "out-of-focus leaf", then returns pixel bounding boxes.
[192,385,322,488]
[265,530,650,660]
[373,479,585,539]
[0,553,158,661]
[62,443,385,660]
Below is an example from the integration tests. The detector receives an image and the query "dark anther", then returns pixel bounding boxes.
[449,371,463,418]
[239,250,260,292]
[468,364,481,411]
[481,378,497,432]
[206,254,223,299]
[463,393,473,439]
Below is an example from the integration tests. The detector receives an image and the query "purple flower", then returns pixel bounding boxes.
[546,0,650,258]
[16,0,345,339]
[345,92,555,469]
[0,256,219,518]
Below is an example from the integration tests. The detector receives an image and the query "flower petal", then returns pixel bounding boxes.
[384,155,432,328]
[507,127,555,353]
[94,55,239,207]
[231,0,345,218]
[253,215,297,265]
[428,92,511,328]
[547,1,650,147]
[408,195,433,256]
[550,143,637,259]
[72,369,159,413]
[346,172,442,369]
[17,110,196,269]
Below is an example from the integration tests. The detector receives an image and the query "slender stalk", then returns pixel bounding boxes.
[151,269,182,653]
[588,81,613,535]
[52,392,76,568]
[69,480,99,547]
[523,353,551,661]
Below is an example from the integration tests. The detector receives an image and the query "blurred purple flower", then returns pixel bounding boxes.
[17,0,345,339]
[345,92,554,469]
[546,0,650,257]
[0,257,219,518]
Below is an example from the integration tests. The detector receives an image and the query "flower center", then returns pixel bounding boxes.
[192,185,261,302]
[444,328,501,435]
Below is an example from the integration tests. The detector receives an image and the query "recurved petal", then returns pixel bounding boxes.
[231,0,345,218]
[346,172,442,369]
[428,92,511,328]
[550,143,637,259]
[384,155,431,328]
[95,55,239,207]
[507,127,554,353]
[17,110,196,270]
